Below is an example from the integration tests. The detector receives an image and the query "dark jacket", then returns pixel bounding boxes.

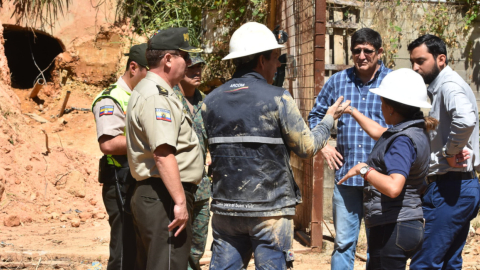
[202,69,332,217]
[364,119,430,227]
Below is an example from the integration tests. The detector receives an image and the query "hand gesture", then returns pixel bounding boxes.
[168,202,189,237]
[322,144,343,170]
[337,162,367,185]
[343,105,353,115]
[446,149,470,168]
[326,96,351,120]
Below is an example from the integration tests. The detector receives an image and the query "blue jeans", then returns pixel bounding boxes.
[331,184,365,270]
[410,176,480,270]
[209,214,294,270]
[368,220,424,270]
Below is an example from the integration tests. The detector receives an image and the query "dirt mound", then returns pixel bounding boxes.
[0,79,105,226]
[0,21,107,228]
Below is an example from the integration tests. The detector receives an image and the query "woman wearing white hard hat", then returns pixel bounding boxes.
[337,68,438,269]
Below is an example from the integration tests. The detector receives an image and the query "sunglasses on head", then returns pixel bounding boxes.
[351,48,376,55]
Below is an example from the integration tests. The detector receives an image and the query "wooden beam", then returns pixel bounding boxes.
[333,10,345,65]
[326,21,358,29]
[268,0,277,30]
[326,0,362,7]
[325,64,353,71]
[58,91,71,117]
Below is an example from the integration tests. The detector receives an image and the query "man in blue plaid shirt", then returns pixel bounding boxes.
[308,28,391,270]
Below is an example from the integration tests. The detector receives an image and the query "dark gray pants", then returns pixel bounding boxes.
[131,178,194,270]
[102,183,137,270]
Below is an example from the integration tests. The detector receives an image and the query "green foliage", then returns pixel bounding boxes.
[120,0,208,47]
[369,0,479,68]
[118,0,268,88]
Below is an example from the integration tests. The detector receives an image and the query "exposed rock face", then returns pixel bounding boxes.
[0,23,11,86]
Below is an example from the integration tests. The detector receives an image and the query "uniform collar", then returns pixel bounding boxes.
[427,65,452,96]
[116,76,132,93]
[145,71,174,95]
[386,119,424,133]
[172,86,205,117]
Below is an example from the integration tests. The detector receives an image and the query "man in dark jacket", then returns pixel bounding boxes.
[202,22,349,270]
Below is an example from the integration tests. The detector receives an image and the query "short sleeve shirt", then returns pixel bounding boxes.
[384,135,417,179]
[126,72,204,184]
[92,77,131,140]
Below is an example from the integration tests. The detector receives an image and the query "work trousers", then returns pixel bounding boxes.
[131,178,195,270]
[188,198,211,270]
[209,214,294,270]
[368,220,424,270]
[102,183,137,270]
[410,175,480,270]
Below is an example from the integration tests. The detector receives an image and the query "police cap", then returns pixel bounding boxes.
[149,28,202,53]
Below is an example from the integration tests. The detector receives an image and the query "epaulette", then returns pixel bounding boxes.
[156,85,169,96]
[103,84,116,95]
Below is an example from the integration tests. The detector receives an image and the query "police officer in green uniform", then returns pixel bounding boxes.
[125,28,204,270]
[173,55,210,270]
[91,43,148,270]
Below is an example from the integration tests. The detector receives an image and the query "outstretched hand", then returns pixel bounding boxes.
[337,162,367,185]
[326,96,351,120]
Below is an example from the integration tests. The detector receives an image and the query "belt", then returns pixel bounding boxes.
[138,177,198,194]
[426,171,476,184]
[182,182,198,194]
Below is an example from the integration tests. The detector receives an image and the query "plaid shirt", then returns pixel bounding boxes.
[173,85,211,201]
[308,61,391,186]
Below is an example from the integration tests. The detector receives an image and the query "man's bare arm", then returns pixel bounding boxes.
[98,135,127,155]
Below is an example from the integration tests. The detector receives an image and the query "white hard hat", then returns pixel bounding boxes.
[370,68,432,109]
[222,22,285,61]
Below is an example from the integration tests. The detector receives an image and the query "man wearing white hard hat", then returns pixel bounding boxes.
[201,22,350,269]
[407,35,480,270]
[338,68,438,269]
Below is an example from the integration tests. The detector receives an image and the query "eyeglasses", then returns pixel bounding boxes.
[172,52,191,62]
[351,48,376,56]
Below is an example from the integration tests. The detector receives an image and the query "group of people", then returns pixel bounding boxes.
[91,21,480,270]
[310,29,480,269]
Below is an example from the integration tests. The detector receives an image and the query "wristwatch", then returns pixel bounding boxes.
[360,165,370,179]
[442,146,455,158]
[349,106,356,114]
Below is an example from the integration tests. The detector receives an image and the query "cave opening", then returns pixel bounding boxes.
[3,25,64,89]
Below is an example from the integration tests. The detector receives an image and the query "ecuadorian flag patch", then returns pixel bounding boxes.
[156,108,171,122]
[99,105,114,116]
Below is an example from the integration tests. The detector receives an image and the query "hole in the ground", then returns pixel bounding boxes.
[3,25,64,89]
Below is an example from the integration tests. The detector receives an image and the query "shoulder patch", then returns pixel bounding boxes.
[155,108,171,122]
[156,85,169,96]
[99,105,114,116]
